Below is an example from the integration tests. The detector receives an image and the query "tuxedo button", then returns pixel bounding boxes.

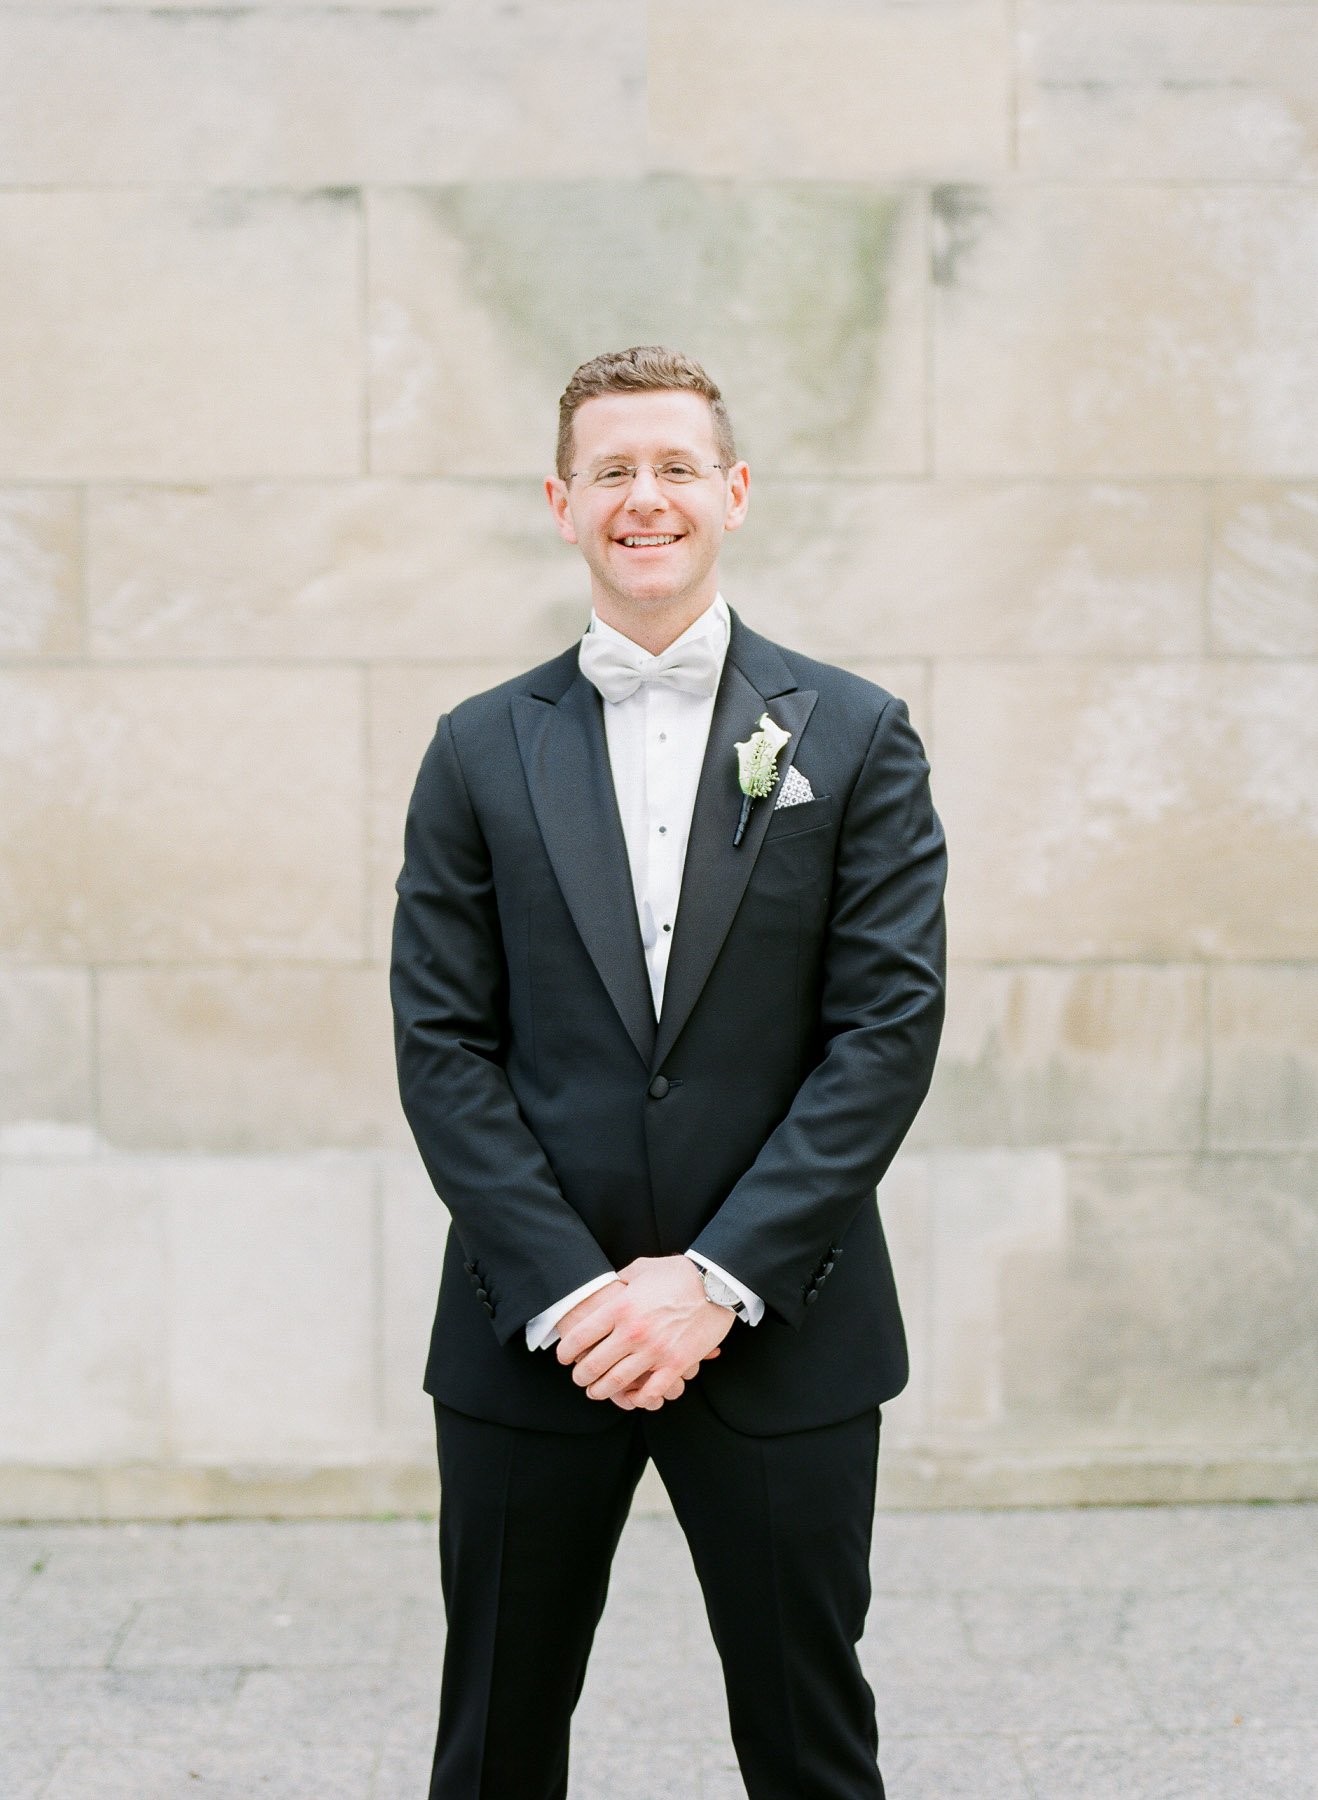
[804,1288,819,1306]
[482,1300,495,1316]
[648,1075,670,1099]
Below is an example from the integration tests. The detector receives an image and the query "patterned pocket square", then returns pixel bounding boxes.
[774,765,815,810]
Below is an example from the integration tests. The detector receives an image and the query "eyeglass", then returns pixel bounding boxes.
[568,459,727,490]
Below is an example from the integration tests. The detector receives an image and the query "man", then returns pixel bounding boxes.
[390,345,946,1800]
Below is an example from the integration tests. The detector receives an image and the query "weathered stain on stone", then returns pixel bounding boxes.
[420,176,904,469]
[931,185,991,288]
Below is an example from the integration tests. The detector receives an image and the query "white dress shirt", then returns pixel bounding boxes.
[524,592,765,1351]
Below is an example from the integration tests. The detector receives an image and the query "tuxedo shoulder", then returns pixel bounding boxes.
[773,641,909,730]
[443,647,579,738]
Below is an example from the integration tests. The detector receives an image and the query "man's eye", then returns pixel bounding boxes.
[594,467,630,484]
[660,463,698,481]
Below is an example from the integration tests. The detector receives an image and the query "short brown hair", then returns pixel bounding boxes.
[555,345,737,480]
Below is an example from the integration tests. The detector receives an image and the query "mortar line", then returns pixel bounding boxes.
[5,651,1316,673]
[358,185,371,477]
[1007,0,1022,175]
[1200,478,1216,657]
[922,186,936,479]
[372,1154,387,1442]
[359,659,374,961]
[75,482,90,658]
[1202,962,1216,1157]
[87,962,103,1144]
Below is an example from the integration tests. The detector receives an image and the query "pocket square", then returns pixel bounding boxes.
[774,765,815,810]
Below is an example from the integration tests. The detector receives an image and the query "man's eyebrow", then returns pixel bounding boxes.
[583,446,708,466]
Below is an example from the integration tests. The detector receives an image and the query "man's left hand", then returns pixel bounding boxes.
[556,1254,735,1410]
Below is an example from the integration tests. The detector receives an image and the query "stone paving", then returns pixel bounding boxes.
[0,1503,1315,1799]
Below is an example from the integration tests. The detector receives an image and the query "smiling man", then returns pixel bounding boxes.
[391,345,947,1800]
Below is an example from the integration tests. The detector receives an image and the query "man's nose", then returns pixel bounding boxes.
[625,464,668,508]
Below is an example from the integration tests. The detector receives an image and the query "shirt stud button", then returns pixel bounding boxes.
[662,923,671,932]
[658,825,667,834]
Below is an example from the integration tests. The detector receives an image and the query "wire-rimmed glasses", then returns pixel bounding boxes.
[567,459,727,490]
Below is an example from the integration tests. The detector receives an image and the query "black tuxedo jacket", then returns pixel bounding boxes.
[390,606,946,1436]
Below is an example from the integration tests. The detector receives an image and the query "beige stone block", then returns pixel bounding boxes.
[165,1154,376,1460]
[997,1153,1318,1447]
[1209,484,1318,655]
[379,1151,448,1459]
[926,1149,1068,1428]
[87,481,593,662]
[98,967,405,1152]
[933,186,1318,476]
[0,191,359,481]
[369,661,529,958]
[0,1158,167,1460]
[725,479,1205,657]
[1022,2,1318,179]
[0,6,643,185]
[649,0,1010,180]
[1210,964,1318,1148]
[0,969,94,1152]
[368,180,926,477]
[934,660,1318,959]
[0,1,443,7]
[0,489,81,655]
[0,668,365,962]
[914,963,1207,1151]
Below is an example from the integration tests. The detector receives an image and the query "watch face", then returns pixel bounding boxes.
[702,1270,739,1309]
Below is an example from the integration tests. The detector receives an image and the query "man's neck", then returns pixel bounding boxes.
[590,589,720,656]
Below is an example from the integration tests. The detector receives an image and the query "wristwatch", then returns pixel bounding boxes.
[696,1263,747,1318]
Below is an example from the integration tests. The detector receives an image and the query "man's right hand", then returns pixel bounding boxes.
[555,1282,719,1411]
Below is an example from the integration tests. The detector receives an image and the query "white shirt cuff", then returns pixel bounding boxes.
[524,1272,621,1352]
[684,1251,764,1326]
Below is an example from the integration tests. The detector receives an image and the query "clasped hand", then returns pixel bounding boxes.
[555,1255,735,1412]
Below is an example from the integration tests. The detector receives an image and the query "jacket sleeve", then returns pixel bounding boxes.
[390,712,615,1344]
[688,695,947,1328]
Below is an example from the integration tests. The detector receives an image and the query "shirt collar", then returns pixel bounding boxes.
[587,592,730,666]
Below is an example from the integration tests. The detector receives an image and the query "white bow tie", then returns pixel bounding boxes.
[578,628,722,704]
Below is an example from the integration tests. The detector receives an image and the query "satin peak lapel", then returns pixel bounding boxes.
[652,648,818,1072]
[512,675,656,1068]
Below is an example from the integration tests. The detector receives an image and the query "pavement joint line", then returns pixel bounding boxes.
[1,1508,1314,1800]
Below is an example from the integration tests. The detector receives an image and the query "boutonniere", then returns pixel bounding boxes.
[733,711,792,846]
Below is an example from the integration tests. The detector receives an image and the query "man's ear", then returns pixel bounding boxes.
[544,475,579,545]
[722,460,751,534]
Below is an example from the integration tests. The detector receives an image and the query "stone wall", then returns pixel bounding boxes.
[1,0,1315,1515]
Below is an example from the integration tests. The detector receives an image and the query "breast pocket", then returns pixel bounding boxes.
[761,791,837,842]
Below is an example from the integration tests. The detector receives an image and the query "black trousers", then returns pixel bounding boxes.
[428,1387,885,1800]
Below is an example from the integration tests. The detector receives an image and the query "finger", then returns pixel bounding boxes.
[633,1371,683,1410]
[701,1346,721,1360]
[555,1295,623,1365]
[571,1327,648,1390]
[585,1351,653,1403]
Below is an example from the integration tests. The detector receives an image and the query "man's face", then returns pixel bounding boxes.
[545,390,750,622]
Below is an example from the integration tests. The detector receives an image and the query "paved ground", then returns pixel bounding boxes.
[1,1503,1315,1799]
